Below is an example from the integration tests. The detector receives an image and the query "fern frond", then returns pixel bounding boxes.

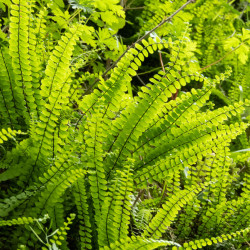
[99,165,133,247]
[33,7,48,64]
[134,99,243,169]
[143,183,205,239]
[73,179,92,250]
[133,86,212,156]
[0,190,34,217]
[0,214,48,226]
[9,0,37,122]
[84,113,107,226]
[101,236,179,250]
[47,214,75,249]
[182,228,250,250]
[135,122,248,186]
[105,73,208,178]
[0,47,22,127]
[0,127,22,144]
[33,26,81,164]
[34,168,86,217]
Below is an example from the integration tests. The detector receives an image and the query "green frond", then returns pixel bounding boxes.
[0,213,48,227]
[35,168,86,217]
[134,122,248,186]
[26,0,43,112]
[33,7,48,65]
[105,73,208,177]
[99,165,133,247]
[84,113,108,226]
[46,214,75,249]
[73,179,92,250]
[0,190,34,217]
[181,228,250,250]
[133,86,212,156]
[0,216,35,226]
[143,183,205,239]
[0,127,22,144]
[9,0,37,122]
[0,47,22,128]
[101,236,180,250]
[32,28,81,164]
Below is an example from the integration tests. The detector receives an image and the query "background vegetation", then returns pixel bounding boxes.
[0,0,249,249]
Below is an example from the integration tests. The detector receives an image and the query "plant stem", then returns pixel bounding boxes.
[125,7,145,10]
[199,42,245,72]
[159,51,165,73]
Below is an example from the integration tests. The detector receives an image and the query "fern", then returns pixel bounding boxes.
[73,179,92,249]
[0,47,21,127]
[0,128,22,144]
[182,228,250,250]
[0,0,249,249]
[9,0,39,122]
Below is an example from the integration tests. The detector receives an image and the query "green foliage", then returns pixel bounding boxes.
[0,0,249,249]
[0,127,22,144]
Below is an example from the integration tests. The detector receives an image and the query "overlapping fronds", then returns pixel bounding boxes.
[0,0,249,249]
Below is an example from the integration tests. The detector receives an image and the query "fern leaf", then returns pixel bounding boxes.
[0,215,43,226]
[73,179,92,250]
[34,168,85,218]
[9,0,37,122]
[101,236,179,250]
[0,47,22,127]
[143,183,204,239]
[99,165,133,247]
[182,228,250,250]
[0,127,22,144]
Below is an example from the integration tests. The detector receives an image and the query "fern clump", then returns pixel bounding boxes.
[0,0,249,249]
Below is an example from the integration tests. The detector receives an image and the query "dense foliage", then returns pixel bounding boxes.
[0,0,249,249]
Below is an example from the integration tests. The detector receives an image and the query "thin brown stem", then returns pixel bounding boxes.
[136,75,147,86]
[159,51,166,73]
[159,51,178,99]
[132,189,145,208]
[199,42,245,72]
[125,7,145,10]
